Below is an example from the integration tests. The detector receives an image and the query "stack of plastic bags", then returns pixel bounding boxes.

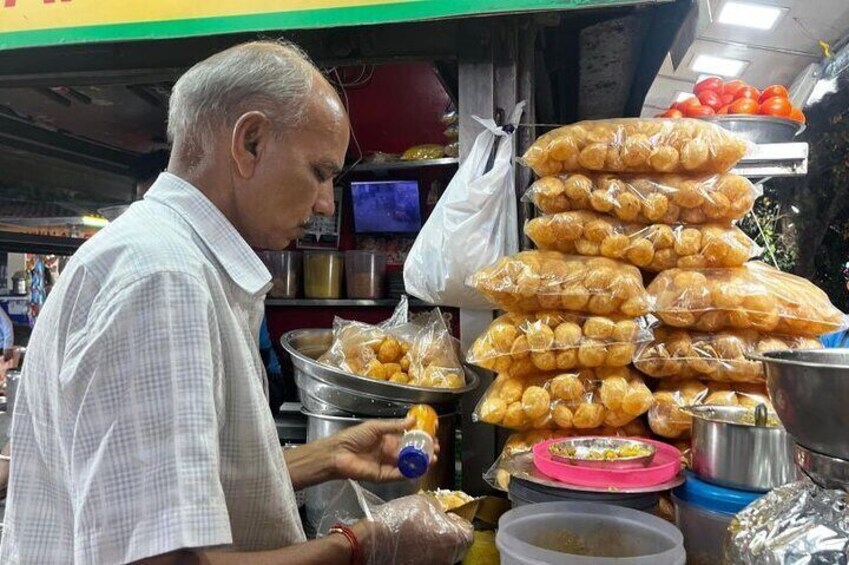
[517,117,844,440]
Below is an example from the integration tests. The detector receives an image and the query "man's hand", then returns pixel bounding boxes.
[331,417,439,484]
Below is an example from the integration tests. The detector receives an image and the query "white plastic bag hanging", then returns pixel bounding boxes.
[404,102,524,309]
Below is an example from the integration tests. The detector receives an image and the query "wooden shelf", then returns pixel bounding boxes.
[349,157,459,172]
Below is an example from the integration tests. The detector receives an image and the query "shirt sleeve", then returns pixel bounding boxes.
[0,307,13,349]
[69,271,232,564]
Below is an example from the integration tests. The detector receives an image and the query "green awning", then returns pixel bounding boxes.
[0,0,666,52]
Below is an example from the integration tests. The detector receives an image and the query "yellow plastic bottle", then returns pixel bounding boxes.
[398,404,438,479]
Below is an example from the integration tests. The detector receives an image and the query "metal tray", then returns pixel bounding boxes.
[548,438,657,469]
[701,115,804,144]
[280,328,480,417]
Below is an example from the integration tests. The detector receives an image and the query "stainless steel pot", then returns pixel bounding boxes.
[687,405,797,492]
[302,410,456,528]
[747,349,849,461]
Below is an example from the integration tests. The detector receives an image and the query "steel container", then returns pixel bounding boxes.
[281,329,480,417]
[748,348,849,461]
[687,405,797,492]
[302,410,456,528]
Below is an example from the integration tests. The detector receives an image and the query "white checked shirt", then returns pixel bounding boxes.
[0,173,305,564]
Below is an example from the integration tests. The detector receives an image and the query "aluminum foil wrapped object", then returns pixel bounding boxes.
[726,479,849,564]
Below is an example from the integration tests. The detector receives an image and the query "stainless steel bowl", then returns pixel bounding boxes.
[686,405,797,492]
[701,115,805,144]
[280,329,480,417]
[548,438,657,469]
[747,349,849,461]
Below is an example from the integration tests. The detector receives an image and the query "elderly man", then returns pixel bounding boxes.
[0,41,471,565]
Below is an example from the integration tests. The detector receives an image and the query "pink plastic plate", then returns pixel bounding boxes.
[532,437,682,489]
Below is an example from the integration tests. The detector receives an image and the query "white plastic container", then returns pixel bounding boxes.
[496,501,685,565]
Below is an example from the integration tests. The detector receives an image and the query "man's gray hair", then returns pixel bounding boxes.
[167,40,317,156]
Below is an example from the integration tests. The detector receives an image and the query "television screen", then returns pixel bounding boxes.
[351,180,422,234]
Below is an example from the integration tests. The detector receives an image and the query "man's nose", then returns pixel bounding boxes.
[313,184,335,217]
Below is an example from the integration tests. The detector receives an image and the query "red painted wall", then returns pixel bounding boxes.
[339,62,452,157]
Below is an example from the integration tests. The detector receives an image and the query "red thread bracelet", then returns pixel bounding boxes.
[329,523,363,565]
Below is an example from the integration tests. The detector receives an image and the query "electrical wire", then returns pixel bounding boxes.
[329,67,364,180]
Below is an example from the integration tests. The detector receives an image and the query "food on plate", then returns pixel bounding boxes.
[467,312,651,377]
[521,118,749,176]
[500,419,650,457]
[467,252,649,316]
[548,437,655,464]
[648,380,771,439]
[474,368,653,431]
[648,262,848,337]
[524,172,759,224]
[634,327,822,383]
[525,210,760,272]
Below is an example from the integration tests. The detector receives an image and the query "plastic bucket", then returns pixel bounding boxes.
[496,501,685,565]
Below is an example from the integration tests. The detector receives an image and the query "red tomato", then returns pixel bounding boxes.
[678,96,701,111]
[721,93,735,106]
[698,90,723,110]
[729,98,759,115]
[684,104,715,117]
[722,80,747,97]
[717,105,730,115]
[760,85,789,102]
[789,106,806,124]
[694,77,723,95]
[661,108,685,119]
[759,96,792,117]
[735,86,761,101]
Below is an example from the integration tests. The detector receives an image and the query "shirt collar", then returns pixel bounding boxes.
[145,172,272,297]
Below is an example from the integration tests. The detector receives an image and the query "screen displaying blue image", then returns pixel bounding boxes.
[351,180,422,233]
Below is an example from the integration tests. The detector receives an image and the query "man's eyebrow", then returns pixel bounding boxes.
[315,159,343,175]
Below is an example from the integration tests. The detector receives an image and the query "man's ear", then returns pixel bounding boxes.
[231,111,273,179]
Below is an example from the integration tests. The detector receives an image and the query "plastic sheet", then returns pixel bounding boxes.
[524,173,760,224]
[525,210,761,272]
[404,105,522,309]
[634,327,822,383]
[726,479,849,564]
[467,252,650,316]
[317,480,474,565]
[648,380,771,439]
[467,312,652,377]
[521,118,750,176]
[474,368,654,431]
[648,262,848,337]
[318,298,465,389]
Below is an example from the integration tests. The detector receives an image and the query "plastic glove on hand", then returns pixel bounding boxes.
[362,494,474,565]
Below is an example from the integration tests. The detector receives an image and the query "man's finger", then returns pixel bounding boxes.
[367,417,413,435]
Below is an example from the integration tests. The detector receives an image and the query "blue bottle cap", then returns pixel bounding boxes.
[398,445,430,479]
